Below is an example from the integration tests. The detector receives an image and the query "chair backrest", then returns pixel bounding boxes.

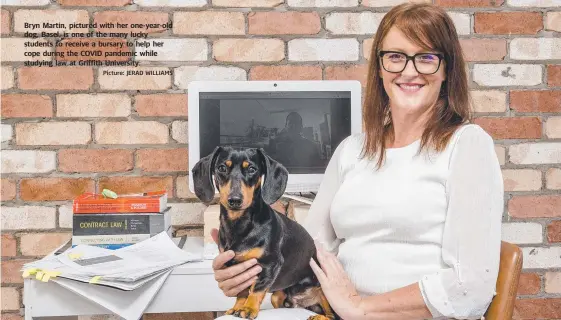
[484,241,523,320]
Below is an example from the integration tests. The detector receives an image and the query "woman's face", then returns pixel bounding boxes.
[379,26,446,116]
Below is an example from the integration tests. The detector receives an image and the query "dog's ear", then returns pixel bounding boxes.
[192,146,222,203]
[257,148,288,205]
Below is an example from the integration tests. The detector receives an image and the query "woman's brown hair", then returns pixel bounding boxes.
[362,3,471,169]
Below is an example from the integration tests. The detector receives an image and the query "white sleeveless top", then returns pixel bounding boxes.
[303,124,504,319]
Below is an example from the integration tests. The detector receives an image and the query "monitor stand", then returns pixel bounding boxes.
[282,193,314,205]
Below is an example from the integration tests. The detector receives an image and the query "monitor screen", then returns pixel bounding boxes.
[198,91,352,174]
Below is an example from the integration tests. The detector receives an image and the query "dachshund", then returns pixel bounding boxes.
[191,146,339,320]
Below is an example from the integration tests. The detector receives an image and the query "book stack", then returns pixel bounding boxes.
[72,190,171,249]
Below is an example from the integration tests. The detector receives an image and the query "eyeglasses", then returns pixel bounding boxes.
[378,51,444,75]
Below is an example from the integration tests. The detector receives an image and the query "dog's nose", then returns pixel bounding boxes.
[227,196,243,208]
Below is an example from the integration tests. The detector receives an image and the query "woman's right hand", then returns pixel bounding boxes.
[211,228,263,297]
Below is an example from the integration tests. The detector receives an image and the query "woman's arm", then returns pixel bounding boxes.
[302,136,349,253]
[311,245,432,320]
[356,283,432,319]
[357,125,503,319]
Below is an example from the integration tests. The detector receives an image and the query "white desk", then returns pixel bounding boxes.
[23,237,274,320]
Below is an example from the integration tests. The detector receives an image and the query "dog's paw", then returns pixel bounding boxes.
[233,306,260,319]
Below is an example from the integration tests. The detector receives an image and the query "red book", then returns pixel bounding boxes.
[73,190,167,214]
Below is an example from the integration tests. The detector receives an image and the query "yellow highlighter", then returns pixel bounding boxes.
[101,189,118,199]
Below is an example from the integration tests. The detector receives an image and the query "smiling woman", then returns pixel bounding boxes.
[213,3,503,320]
[362,3,471,168]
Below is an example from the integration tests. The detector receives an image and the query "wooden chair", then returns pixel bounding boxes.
[484,241,523,320]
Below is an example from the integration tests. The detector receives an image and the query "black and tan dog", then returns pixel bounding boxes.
[192,146,340,320]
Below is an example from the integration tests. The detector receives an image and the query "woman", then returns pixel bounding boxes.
[213,3,503,319]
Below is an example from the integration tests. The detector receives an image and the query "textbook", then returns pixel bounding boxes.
[72,207,171,235]
[72,231,173,248]
[73,190,167,214]
[72,207,171,248]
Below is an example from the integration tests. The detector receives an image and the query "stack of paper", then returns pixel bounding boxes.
[21,232,203,320]
[22,232,200,290]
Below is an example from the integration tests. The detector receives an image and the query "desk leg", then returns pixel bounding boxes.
[24,279,32,320]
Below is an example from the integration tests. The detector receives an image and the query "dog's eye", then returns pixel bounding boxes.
[247,166,257,174]
[217,165,227,173]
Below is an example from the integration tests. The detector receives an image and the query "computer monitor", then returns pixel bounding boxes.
[188,80,362,195]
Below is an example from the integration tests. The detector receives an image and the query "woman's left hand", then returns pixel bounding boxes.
[309,243,365,320]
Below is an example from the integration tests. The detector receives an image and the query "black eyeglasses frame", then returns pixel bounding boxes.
[378,50,445,75]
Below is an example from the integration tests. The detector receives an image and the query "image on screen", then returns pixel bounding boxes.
[199,91,351,174]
